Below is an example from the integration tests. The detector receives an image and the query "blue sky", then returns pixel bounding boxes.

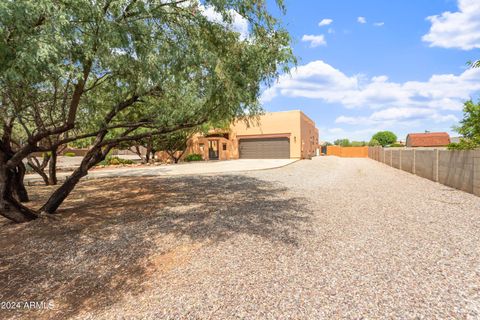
[261,0,480,142]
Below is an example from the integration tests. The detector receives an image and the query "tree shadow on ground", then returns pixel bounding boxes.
[0,174,312,319]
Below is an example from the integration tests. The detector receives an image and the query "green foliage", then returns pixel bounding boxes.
[63,152,76,157]
[333,139,367,147]
[371,131,397,147]
[157,131,191,155]
[368,139,381,147]
[350,141,367,147]
[448,100,480,150]
[0,0,296,219]
[97,156,134,166]
[389,143,404,148]
[184,154,203,162]
[1,0,295,154]
[447,139,479,150]
[467,60,480,68]
[333,139,351,147]
[454,100,480,142]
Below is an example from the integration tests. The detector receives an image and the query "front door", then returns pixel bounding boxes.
[208,140,219,160]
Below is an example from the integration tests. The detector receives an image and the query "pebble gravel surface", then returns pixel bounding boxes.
[2,157,480,319]
[84,157,480,319]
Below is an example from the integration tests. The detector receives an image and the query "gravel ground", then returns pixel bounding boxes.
[1,157,480,319]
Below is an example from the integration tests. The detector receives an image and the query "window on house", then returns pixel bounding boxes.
[222,144,227,151]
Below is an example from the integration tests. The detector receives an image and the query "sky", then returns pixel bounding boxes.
[258,0,480,143]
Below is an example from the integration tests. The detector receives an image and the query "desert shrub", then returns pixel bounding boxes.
[184,154,203,162]
[389,143,404,147]
[63,152,76,157]
[447,138,480,150]
[350,141,367,147]
[333,139,351,147]
[97,157,135,166]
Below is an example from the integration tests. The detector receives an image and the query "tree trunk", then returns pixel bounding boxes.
[13,162,29,202]
[145,151,150,164]
[0,162,37,223]
[48,150,58,185]
[40,148,105,214]
[40,168,87,214]
[150,148,157,162]
[27,154,51,185]
[134,145,147,164]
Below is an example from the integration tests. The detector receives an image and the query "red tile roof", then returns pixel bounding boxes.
[406,132,450,147]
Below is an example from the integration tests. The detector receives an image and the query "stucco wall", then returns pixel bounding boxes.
[182,110,319,160]
[231,111,303,159]
[300,113,319,158]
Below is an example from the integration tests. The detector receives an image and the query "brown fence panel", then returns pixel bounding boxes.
[327,146,368,158]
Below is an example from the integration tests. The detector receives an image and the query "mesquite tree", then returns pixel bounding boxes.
[157,130,192,163]
[0,0,293,223]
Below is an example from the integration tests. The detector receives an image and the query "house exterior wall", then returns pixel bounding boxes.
[300,113,319,159]
[231,111,303,159]
[182,110,318,160]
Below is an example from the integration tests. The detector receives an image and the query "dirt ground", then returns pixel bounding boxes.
[1,157,480,319]
[1,174,307,319]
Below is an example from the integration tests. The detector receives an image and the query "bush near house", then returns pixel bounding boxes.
[97,157,135,166]
[185,154,203,162]
[63,152,76,157]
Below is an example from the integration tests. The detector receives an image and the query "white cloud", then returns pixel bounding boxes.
[262,60,480,109]
[423,0,480,50]
[261,60,480,126]
[200,4,249,39]
[302,34,327,47]
[373,22,385,27]
[319,19,333,26]
[357,16,367,24]
[327,28,335,34]
[336,108,458,125]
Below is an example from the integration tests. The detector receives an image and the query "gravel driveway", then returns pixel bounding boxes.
[2,157,480,319]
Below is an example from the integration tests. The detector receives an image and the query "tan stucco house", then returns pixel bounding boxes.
[186,110,319,160]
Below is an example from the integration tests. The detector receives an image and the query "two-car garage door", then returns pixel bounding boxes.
[239,138,290,159]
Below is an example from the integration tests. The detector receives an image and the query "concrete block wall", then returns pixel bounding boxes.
[384,150,392,166]
[368,147,480,197]
[391,150,401,169]
[400,150,414,173]
[474,151,480,197]
[438,150,474,193]
[415,150,436,182]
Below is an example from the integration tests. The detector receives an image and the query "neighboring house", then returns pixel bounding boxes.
[405,132,451,148]
[187,110,319,160]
